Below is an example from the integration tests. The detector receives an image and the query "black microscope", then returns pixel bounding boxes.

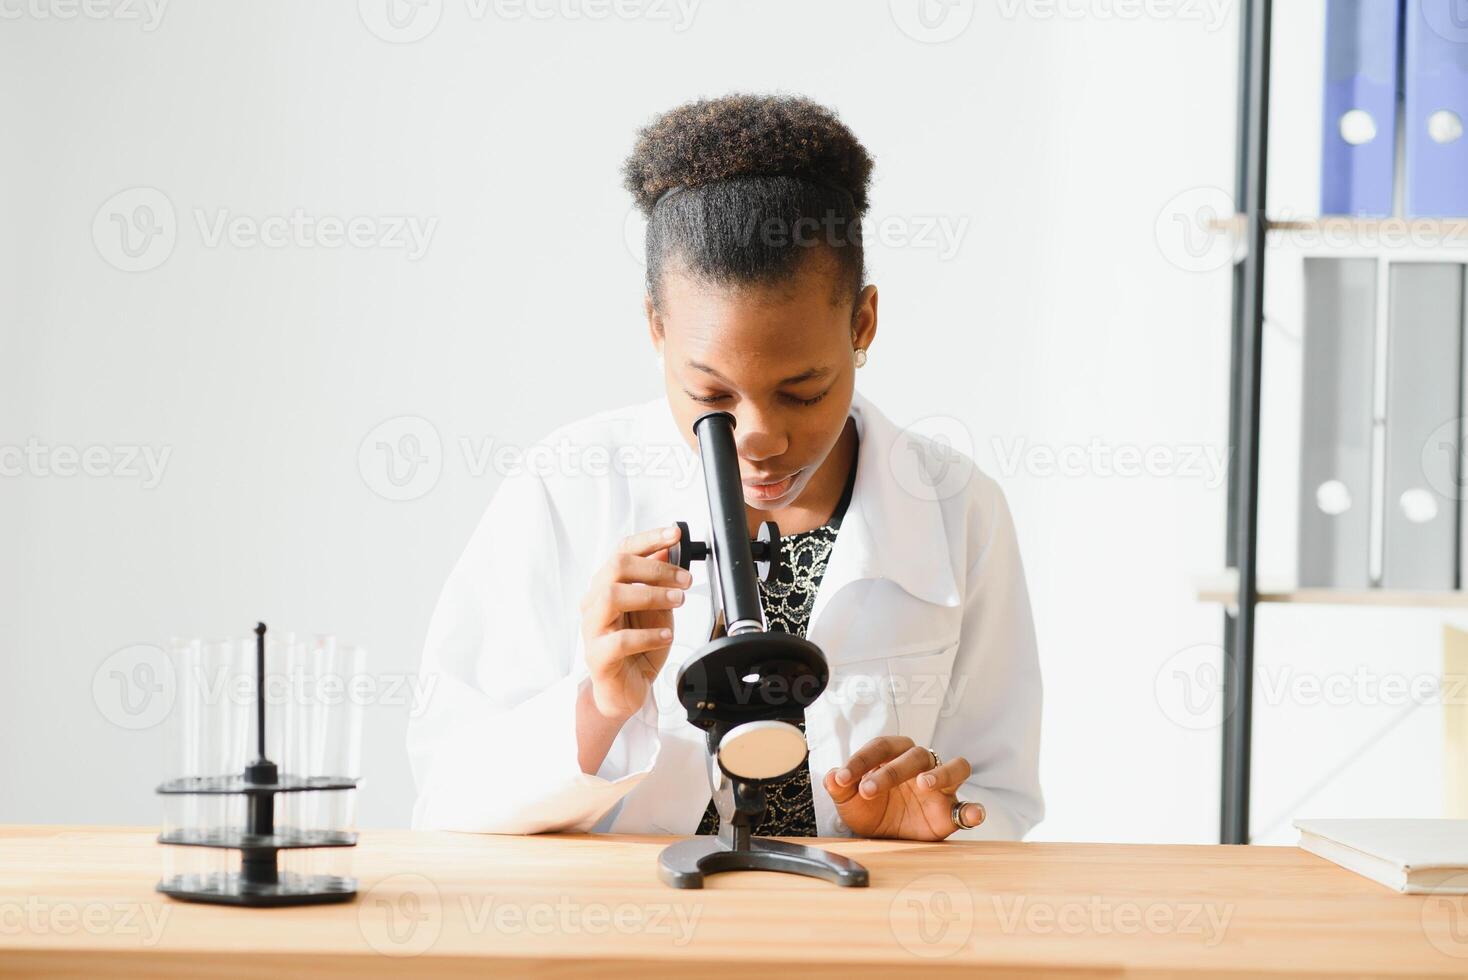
[657,410,869,889]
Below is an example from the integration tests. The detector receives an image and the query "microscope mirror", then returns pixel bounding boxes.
[717,719,810,781]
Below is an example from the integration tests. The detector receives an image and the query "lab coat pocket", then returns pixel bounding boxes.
[804,655,890,773]
[885,641,960,750]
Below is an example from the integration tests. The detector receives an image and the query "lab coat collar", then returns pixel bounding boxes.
[643,388,961,613]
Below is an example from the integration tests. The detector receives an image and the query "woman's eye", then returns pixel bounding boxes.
[684,389,827,407]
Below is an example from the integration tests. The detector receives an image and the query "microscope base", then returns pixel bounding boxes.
[657,834,869,889]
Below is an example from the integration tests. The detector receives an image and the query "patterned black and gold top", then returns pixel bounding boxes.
[695,441,858,838]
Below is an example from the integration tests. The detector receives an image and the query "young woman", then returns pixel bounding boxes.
[407,93,1042,842]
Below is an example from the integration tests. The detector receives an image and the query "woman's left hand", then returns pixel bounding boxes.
[822,736,984,841]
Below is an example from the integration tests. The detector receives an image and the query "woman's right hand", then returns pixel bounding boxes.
[579,524,690,721]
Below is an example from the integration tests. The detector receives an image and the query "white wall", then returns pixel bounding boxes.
[3,0,1276,842]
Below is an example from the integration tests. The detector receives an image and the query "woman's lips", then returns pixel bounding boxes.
[743,469,800,502]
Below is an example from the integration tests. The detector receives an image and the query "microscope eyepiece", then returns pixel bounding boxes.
[672,409,831,778]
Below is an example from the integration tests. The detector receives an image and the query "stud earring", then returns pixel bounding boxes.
[853,348,868,368]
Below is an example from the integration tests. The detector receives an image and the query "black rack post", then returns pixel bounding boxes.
[1221,0,1273,845]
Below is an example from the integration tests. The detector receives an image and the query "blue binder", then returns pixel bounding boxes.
[1321,0,1400,217]
[1405,0,1468,217]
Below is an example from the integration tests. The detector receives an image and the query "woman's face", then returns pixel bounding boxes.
[648,251,877,514]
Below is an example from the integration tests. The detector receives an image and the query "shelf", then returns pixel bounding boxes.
[157,871,356,908]
[159,828,358,850]
[157,774,358,795]
[1206,214,1468,254]
[1197,569,1468,609]
[1210,214,1468,235]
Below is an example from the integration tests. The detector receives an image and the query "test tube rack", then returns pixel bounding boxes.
[155,623,359,907]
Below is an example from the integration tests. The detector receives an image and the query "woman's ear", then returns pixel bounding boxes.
[851,284,878,353]
[644,293,663,355]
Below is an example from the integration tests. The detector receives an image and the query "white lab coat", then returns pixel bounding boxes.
[407,390,1043,840]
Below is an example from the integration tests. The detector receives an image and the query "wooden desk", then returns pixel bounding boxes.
[3,826,1467,976]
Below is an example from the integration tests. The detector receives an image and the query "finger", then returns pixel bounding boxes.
[956,802,985,829]
[823,767,860,805]
[620,629,677,676]
[609,553,692,589]
[831,735,914,789]
[857,745,934,799]
[586,551,673,605]
[587,626,675,674]
[617,525,683,557]
[586,582,686,630]
[917,756,972,794]
[610,625,675,661]
[609,581,685,614]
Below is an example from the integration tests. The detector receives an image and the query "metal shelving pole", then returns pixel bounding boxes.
[1221,0,1272,846]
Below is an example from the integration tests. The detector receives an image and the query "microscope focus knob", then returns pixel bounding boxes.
[750,521,781,583]
[669,521,709,571]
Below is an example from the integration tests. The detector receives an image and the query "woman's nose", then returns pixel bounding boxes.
[733,409,787,462]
